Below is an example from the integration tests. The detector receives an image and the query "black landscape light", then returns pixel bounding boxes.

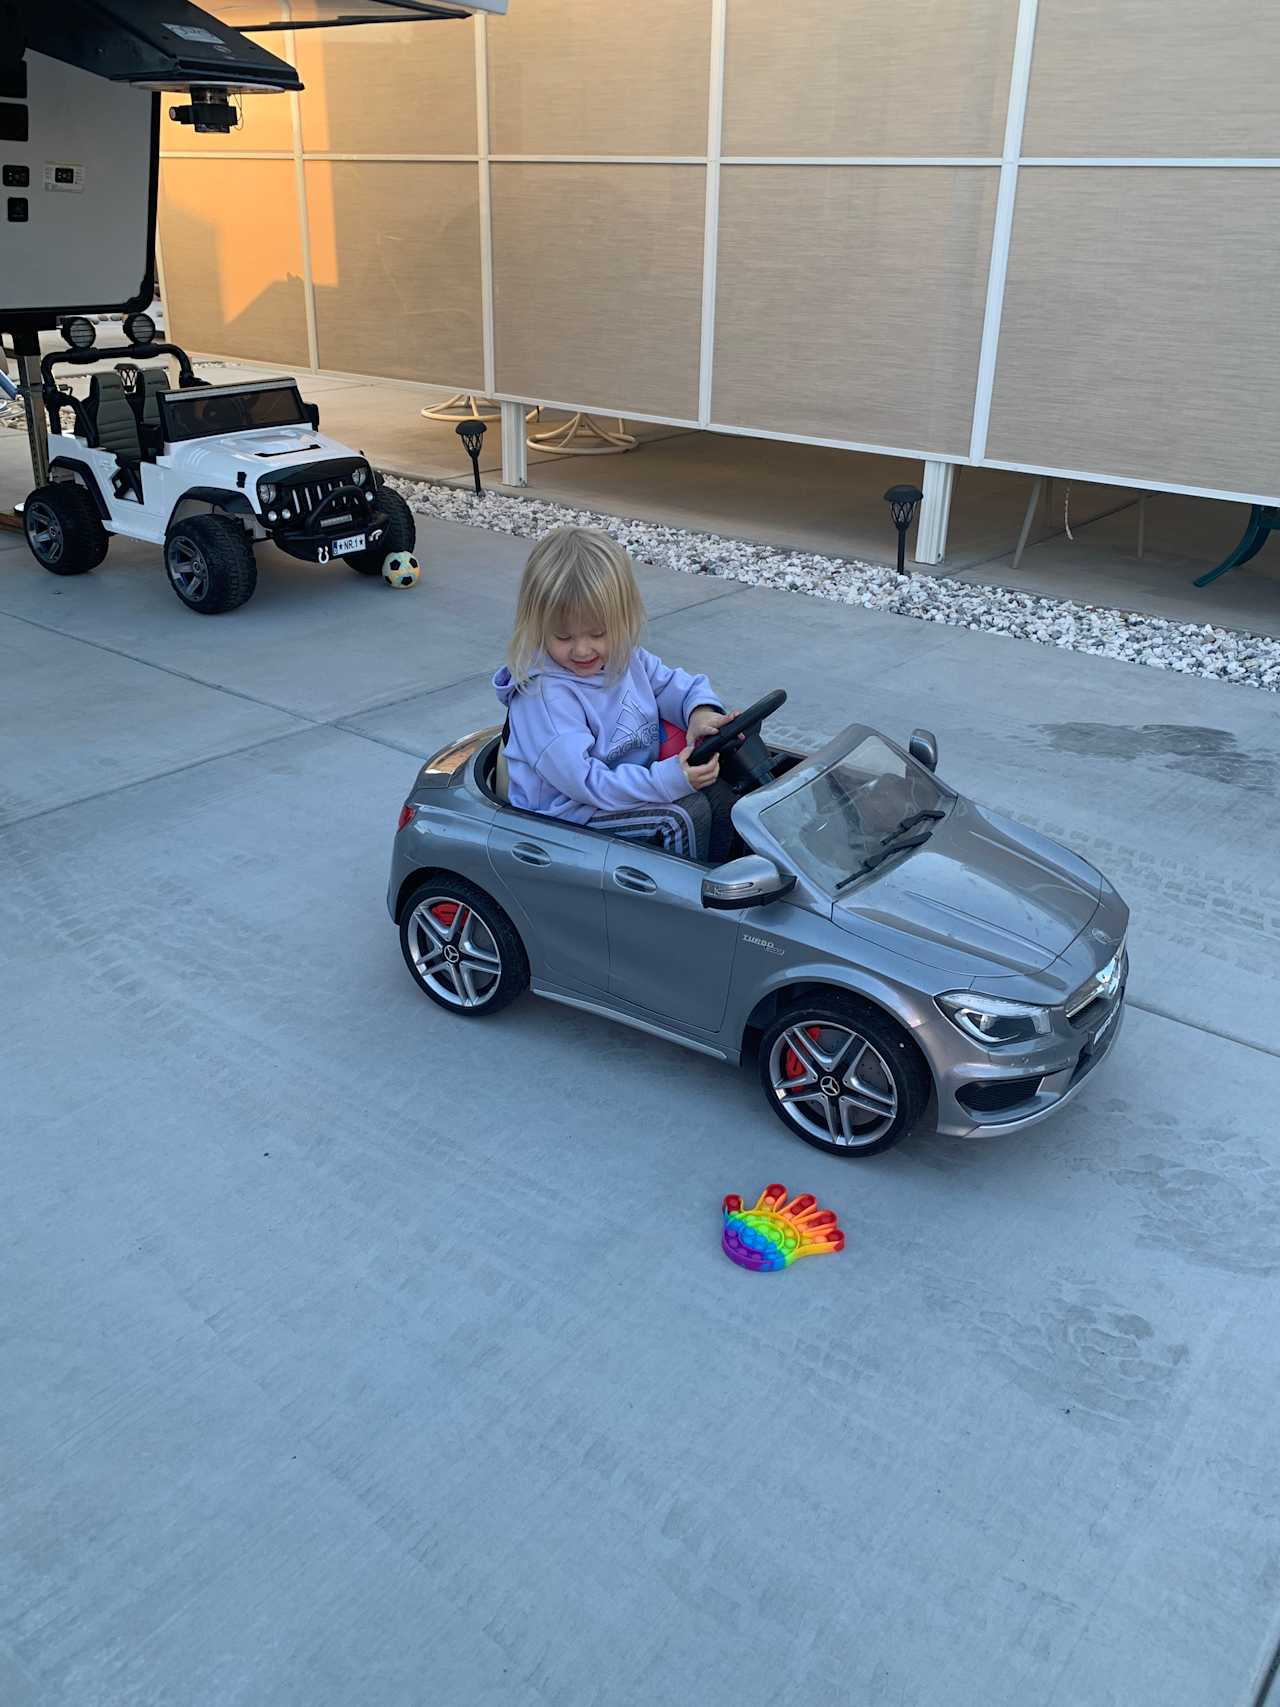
[884,483,924,574]
[456,418,487,495]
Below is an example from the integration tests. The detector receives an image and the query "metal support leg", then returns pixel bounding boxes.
[500,400,528,487]
[1012,475,1044,569]
[914,459,955,566]
[1136,493,1146,560]
[18,349,49,491]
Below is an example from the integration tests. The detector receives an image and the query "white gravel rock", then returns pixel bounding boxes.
[385,476,1280,693]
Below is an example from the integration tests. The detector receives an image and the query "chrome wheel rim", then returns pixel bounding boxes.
[168,536,210,603]
[26,499,64,565]
[407,897,502,1009]
[769,1021,898,1148]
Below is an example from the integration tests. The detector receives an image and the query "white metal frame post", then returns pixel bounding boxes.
[915,460,955,565]
[968,0,1040,464]
[500,400,528,485]
[697,0,728,427]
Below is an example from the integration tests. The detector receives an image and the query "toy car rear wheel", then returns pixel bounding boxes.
[758,995,930,1157]
[23,482,109,575]
[400,878,529,1017]
[164,514,258,614]
[347,487,415,574]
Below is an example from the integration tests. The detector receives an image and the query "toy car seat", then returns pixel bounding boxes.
[85,371,145,500]
[86,371,141,460]
[137,367,168,454]
[494,741,510,802]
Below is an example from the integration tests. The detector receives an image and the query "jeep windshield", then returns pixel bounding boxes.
[160,381,310,442]
[760,735,951,895]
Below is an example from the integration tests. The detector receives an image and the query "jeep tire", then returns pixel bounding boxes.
[23,481,110,575]
[347,487,415,574]
[164,513,258,614]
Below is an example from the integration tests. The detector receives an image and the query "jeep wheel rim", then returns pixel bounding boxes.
[26,500,64,565]
[168,537,210,603]
[769,1022,898,1147]
[408,897,502,1008]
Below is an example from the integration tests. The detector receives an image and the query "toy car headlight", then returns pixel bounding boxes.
[257,483,277,506]
[62,317,96,351]
[937,992,1052,1046]
[351,466,367,487]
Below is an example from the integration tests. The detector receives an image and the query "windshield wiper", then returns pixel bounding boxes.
[835,813,944,891]
[886,808,945,837]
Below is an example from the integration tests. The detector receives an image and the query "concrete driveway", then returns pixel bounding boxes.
[2,515,1278,1707]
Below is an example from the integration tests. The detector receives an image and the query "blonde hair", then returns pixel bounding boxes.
[508,527,645,688]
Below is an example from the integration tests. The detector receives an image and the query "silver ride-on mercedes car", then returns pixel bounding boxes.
[388,692,1128,1156]
[21,312,415,613]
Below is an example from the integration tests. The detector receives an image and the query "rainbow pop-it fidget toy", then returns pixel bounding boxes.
[721,1184,844,1272]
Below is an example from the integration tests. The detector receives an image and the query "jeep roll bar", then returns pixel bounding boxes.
[40,338,207,441]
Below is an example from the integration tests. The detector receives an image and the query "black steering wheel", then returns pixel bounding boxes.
[688,688,787,790]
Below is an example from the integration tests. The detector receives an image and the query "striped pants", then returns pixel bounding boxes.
[590,781,736,864]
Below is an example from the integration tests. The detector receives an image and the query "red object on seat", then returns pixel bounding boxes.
[659,721,686,760]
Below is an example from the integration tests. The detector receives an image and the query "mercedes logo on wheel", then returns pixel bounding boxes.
[820,1075,841,1098]
[444,944,460,964]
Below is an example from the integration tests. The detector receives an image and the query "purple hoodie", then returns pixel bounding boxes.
[493,648,721,823]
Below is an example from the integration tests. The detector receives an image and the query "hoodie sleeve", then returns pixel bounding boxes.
[535,730,688,811]
[635,647,721,729]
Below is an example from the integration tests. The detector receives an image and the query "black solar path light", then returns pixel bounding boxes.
[456,418,487,495]
[884,483,924,574]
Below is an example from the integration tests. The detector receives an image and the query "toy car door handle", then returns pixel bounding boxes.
[613,866,657,895]
[511,841,551,867]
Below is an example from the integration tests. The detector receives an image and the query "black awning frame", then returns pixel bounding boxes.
[238,3,471,29]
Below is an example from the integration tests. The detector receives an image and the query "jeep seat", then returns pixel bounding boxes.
[137,367,168,454]
[139,367,167,428]
[86,372,141,460]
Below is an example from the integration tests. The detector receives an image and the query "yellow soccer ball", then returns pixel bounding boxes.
[383,551,420,588]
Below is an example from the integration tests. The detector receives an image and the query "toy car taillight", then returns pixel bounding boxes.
[397,803,416,832]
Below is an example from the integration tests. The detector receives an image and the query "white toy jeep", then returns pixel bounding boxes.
[21,313,415,613]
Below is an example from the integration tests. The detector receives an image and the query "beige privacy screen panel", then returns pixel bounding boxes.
[1023,2,1280,157]
[490,164,705,419]
[294,18,477,155]
[487,0,711,157]
[305,163,484,387]
[159,159,310,368]
[722,0,1018,158]
[713,168,998,454]
[986,170,1280,496]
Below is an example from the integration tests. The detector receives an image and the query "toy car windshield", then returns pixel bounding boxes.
[159,381,310,441]
[760,734,950,894]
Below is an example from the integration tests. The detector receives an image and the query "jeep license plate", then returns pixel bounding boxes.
[332,533,365,555]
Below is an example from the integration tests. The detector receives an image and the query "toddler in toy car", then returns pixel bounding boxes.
[493,528,737,862]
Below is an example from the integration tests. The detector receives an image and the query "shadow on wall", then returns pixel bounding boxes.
[162,165,484,388]
[160,195,310,369]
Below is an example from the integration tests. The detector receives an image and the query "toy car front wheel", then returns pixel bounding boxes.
[164,514,258,614]
[758,996,930,1157]
[400,878,528,1016]
[23,482,109,575]
[347,488,415,574]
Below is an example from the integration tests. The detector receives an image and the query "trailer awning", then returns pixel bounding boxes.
[205,0,507,28]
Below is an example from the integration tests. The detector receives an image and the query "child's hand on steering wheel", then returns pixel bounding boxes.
[686,705,739,744]
[679,745,721,790]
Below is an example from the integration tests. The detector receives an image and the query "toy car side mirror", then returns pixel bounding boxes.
[306,403,320,429]
[909,728,938,772]
[702,855,796,912]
